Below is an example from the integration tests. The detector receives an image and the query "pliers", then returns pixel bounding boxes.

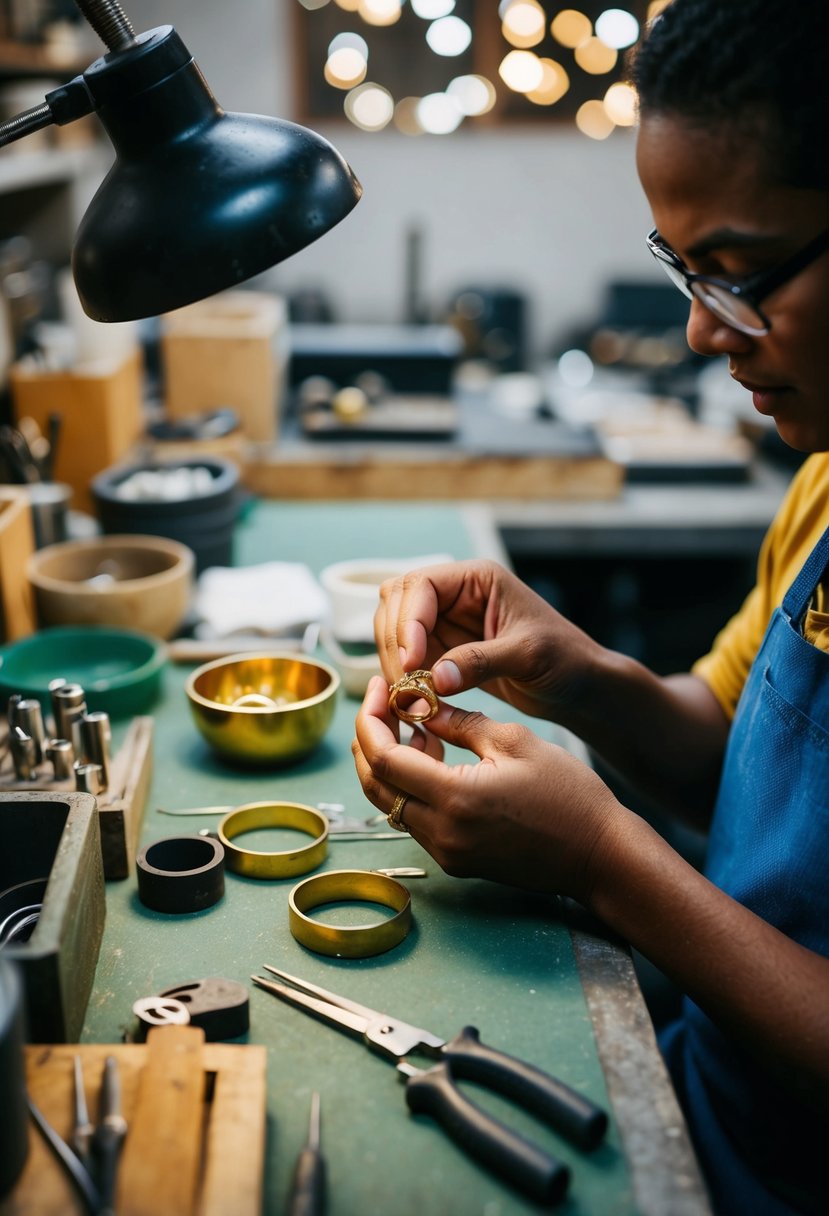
[252,966,608,1205]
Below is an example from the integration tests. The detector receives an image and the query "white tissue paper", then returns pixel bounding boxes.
[192,562,329,639]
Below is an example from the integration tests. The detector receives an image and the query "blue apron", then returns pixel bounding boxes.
[661,525,829,1216]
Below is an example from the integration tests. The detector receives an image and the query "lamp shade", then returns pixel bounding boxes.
[72,27,362,321]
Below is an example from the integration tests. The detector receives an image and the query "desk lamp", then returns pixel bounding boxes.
[0,0,362,321]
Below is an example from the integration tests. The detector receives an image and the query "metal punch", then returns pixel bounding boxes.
[251,968,608,1205]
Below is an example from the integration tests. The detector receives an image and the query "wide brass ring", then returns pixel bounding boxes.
[218,801,328,879]
[288,869,412,958]
[387,791,410,833]
[388,669,439,725]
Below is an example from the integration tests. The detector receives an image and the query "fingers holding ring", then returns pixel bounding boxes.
[387,791,410,833]
[388,669,439,725]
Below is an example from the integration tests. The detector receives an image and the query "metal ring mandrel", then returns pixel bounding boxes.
[388,669,440,725]
[136,834,226,913]
[288,869,412,958]
[218,802,329,879]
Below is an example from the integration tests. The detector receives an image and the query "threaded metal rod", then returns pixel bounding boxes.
[74,0,136,52]
[0,103,54,148]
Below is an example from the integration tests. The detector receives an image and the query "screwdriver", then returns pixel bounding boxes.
[286,1091,326,1216]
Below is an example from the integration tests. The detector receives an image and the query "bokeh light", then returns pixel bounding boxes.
[394,96,425,134]
[417,91,464,133]
[526,58,570,105]
[574,36,618,74]
[550,9,592,49]
[603,81,637,125]
[595,8,640,48]
[576,98,615,139]
[344,81,394,129]
[426,15,473,55]
[325,33,369,89]
[499,49,544,92]
[501,1,546,49]
[357,0,402,26]
[446,73,497,116]
[411,0,455,16]
[558,348,595,388]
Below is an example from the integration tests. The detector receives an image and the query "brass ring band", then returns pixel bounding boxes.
[288,869,412,958]
[387,791,410,833]
[388,669,439,725]
[218,802,328,879]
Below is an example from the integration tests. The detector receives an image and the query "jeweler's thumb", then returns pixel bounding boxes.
[431,641,515,695]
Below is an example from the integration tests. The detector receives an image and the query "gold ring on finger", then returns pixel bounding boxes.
[387,791,410,833]
[388,669,439,725]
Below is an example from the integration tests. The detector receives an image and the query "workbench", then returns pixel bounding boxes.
[10,501,713,1216]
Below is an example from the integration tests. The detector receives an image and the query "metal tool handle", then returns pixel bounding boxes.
[94,1057,128,1216]
[286,1147,326,1216]
[442,1026,607,1151]
[403,1060,570,1205]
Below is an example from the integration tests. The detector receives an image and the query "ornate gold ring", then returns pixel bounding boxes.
[388,669,439,725]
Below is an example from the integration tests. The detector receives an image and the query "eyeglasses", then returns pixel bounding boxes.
[646,226,829,336]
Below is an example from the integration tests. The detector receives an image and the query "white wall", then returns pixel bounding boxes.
[130,0,659,358]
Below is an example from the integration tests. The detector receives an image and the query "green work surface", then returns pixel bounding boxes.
[84,501,639,1215]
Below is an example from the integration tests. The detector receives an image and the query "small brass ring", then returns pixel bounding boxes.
[219,801,328,879]
[388,669,439,725]
[288,869,412,958]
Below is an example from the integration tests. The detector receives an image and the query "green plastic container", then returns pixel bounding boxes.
[0,626,166,718]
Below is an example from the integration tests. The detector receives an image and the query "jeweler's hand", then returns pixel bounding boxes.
[353,676,623,902]
[375,558,604,724]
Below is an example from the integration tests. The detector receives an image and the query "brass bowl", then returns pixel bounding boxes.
[185,653,340,765]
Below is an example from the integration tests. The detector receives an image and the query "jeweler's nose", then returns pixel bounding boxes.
[685,296,755,358]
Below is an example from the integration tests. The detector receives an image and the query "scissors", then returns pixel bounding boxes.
[251,967,608,1205]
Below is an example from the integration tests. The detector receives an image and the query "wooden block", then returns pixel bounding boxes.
[9,350,145,513]
[0,488,36,642]
[3,1039,267,1216]
[161,292,286,443]
[117,1026,206,1216]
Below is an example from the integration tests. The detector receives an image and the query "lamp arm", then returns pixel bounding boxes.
[73,0,136,53]
[0,77,96,149]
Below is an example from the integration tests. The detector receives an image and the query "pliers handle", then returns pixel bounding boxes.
[401,1026,607,1205]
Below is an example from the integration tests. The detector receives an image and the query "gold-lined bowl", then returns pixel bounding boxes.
[185,652,340,765]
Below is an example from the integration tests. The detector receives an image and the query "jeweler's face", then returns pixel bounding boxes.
[637,113,829,452]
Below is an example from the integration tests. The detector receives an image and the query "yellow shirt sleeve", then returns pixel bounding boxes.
[692,452,829,719]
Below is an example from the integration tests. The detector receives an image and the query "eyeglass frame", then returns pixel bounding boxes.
[646,225,829,335]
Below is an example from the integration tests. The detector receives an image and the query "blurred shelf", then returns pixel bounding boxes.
[0,39,89,79]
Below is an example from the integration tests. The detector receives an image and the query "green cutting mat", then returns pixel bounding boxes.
[84,500,639,1216]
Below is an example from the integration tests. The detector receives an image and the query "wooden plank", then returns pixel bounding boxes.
[242,449,624,501]
[117,1026,205,1216]
[197,1044,267,1216]
[0,489,37,643]
[2,1037,267,1216]
[98,716,154,880]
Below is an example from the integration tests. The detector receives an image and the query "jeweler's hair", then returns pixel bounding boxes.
[630,0,829,190]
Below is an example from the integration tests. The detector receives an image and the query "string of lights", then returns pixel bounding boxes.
[296,1,672,137]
